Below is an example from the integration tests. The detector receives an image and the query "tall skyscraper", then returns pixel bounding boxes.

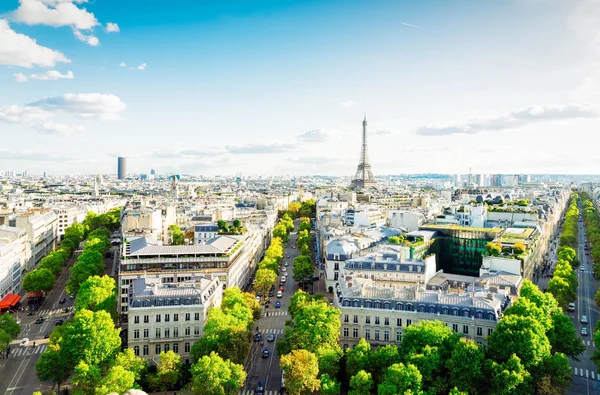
[350,116,377,190]
[118,157,127,180]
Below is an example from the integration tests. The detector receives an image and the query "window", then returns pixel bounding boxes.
[174,328,179,338]
[185,327,191,336]
[143,345,149,356]
[488,328,493,336]
[334,272,339,281]
[406,319,412,327]
[156,328,161,339]
[375,317,380,325]
[477,327,483,336]
[343,327,349,337]
[365,316,371,324]
[165,328,170,338]
[195,313,200,321]
[396,332,402,342]
[384,317,389,326]
[397,318,402,327]
[134,316,139,324]
[365,329,371,340]
[173,343,179,353]
[143,315,149,323]
[353,315,358,323]
[452,324,458,333]
[344,314,349,323]
[374,330,380,341]
[463,325,469,334]
[164,344,170,352]
[165,314,170,322]
[156,314,161,323]
[384,330,390,342]
[155,344,161,355]
[463,310,470,317]
[194,326,200,336]
[133,329,139,339]
[143,329,149,338]
[353,328,359,338]
[133,346,139,356]
[185,313,191,321]
[174,314,179,322]
[185,342,190,353]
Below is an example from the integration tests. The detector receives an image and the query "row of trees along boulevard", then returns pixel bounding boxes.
[275,279,583,395]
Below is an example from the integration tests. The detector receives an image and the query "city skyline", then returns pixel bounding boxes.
[1,0,600,176]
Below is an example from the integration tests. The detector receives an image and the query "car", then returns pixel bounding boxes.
[62,307,71,313]
[69,294,74,299]
[582,327,588,336]
[34,317,44,324]
[581,315,588,324]
[254,332,262,342]
[586,251,590,255]
[286,255,290,258]
[58,298,66,304]
[267,333,275,342]
[262,348,269,358]
[568,303,575,312]
[257,291,263,297]
[277,291,283,298]
[279,285,284,291]
[284,261,289,267]
[275,300,281,308]
[19,338,29,347]
[281,277,287,284]
[292,246,296,249]
[255,381,264,395]
[43,333,50,339]
[55,319,64,326]
[282,268,287,274]
[268,290,275,297]
[255,296,261,302]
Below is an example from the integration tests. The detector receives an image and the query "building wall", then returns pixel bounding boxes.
[0,226,31,298]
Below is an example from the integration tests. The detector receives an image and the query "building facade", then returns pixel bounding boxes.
[0,226,31,298]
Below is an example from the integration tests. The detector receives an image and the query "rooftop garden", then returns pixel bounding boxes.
[388,235,425,248]
[420,223,503,235]
[217,219,246,235]
[483,241,527,259]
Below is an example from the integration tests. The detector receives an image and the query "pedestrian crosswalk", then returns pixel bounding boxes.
[37,308,68,316]
[8,345,47,358]
[261,328,284,335]
[239,390,279,395]
[573,367,599,380]
[264,311,288,317]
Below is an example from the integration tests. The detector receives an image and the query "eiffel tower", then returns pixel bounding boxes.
[350,115,377,190]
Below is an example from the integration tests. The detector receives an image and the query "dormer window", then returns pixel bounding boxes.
[409,265,413,272]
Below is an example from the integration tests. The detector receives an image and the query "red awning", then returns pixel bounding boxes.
[0,293,22,309]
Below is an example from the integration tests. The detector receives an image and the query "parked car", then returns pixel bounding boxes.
[267,333,275,342]
[568,303,575,312]
[581,315,588,324]
[279,286,284,292]
[277,291,283,298]
[275,300,281,308]
[58,298,66,304]
[43,333,49,339]
[268,290,275,297]
[262,348,269,358]
[582,327,588,336]
[55,319,64,326]
[34,317,44,324]
[313,276,319,282]
[20,338,29,347]
[284,261,289,267]
[281,277,287,284]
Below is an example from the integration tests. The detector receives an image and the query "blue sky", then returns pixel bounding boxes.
[0,0,599,176]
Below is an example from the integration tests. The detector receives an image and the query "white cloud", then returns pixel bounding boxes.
[0,149,82,163]
[416,104,598,136]
[137,62,147,70]
[339,100,358,108]
[11,0,99,30]
[373,128,395,136]
[226,143,296,154]
[73,29,99,46]
[37,121,84,135]
[105,22,119,32]
[14,72,29,82]
[119,62,127,68]
[29,93,126,121]
[16,70,74,82]
[401,22,423,29]
[0,104,54,124]
[0,19,70,68]
[296,128,340,142]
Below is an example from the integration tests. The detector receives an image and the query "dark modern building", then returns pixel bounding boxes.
[118,157,127,180]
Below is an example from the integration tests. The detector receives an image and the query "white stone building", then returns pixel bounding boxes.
[0,226,31,298]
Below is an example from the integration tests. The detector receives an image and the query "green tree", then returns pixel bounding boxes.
[0,312,21,337]
[377,362,422,395]
[446,338,485,394]
[370,345,402,385]
[346,338,372,378]
[316,345,343,378]
[504,297,552,332]
[547,276,575,309]
[487,315,551,369]
[519,280,561,316]
[0,329,11,354]
[280,349,321,395]
[288,290,313,319]
[349,370,373,395]
[285,300,340,355]
[255,268,277,297]
[39,250,67,276]
[112,348,147,381]
[71,361,102,394]
[540,352,573,391]
[67,249,104,294]
[596,288,600,308]
[75,275,117,316]
[488,354,531,395]
[320,373,341,395]
[513,242,526,254]
[36,331,71,392]
[486,242,502,256]
[22,268,55,292]
[293,254,314,282]
[168,224,185,245]
[190,351,246,395]
[273,223,289,243]
[191,308,249,365]
[547,313,585,360]
[157,350,182,391]
[95,365,136,395]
